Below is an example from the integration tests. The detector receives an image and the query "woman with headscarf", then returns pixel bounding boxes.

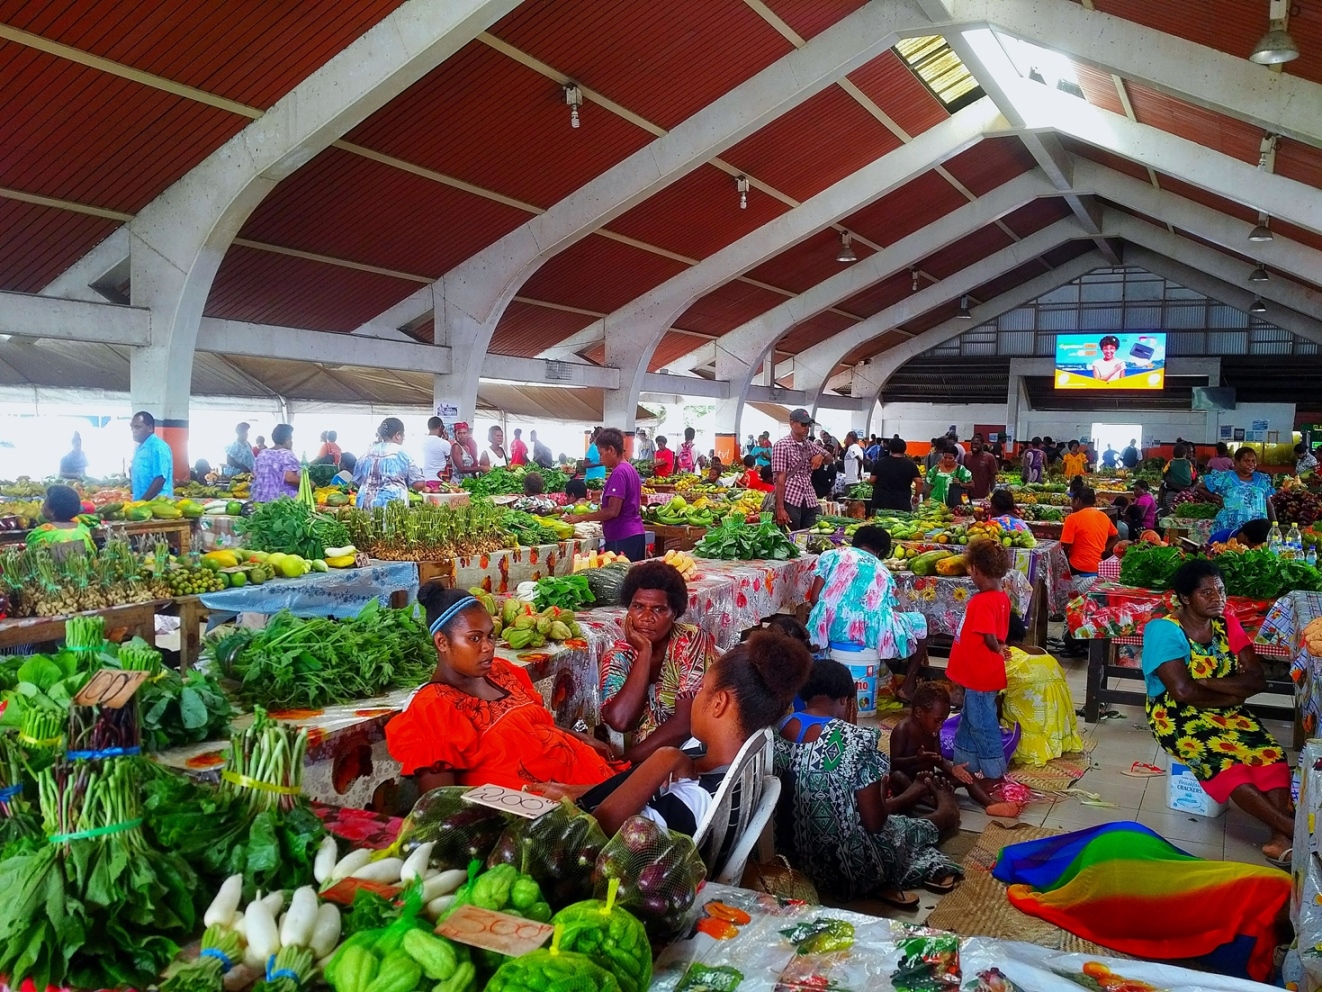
[448,422,482,479]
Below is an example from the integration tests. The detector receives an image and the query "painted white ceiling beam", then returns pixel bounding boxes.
[39,228,131,304]
[197,317,453,375]
[0,291,148,346]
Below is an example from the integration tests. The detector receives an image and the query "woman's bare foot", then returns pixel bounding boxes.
[1262,833,1292,862]
[984,801,1022,818]
[926,774,962,833]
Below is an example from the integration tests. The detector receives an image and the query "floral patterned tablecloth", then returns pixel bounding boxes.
[889,569,1033,638]
[1159,516,1217,544]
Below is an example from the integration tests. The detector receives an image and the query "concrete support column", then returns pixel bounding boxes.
[849,362,887,436]
[602,386,637,436]
[1005,369,1024,451]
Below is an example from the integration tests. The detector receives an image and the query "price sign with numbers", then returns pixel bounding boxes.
[72,669,149,709]
[436,904,553,958]
[461,783,558,820]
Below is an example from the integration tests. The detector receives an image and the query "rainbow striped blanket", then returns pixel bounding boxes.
[992,821,1290,982]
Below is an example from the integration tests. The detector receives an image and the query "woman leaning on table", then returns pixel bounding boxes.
[1141,558,1293,868]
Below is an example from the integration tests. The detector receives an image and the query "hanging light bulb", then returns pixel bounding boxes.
[736,175,749,210]
[563,84,582,128]
[1250,263,1269,283]
[1250,297,1268,314]
[1250,0,1300,64]
[911,269,920,292]
[957,296,973,319]
[835,231,857,263]
[1248,212,1273,243]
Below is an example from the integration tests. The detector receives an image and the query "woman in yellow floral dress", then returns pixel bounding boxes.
[1141,559,1293,866]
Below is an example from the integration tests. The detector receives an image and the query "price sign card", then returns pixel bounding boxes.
[73,669,150,709]
[436,904,553,958]
[462,783,559,820]
[319,877,401,906]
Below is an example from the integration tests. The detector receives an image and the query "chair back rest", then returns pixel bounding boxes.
[691,727,772,876]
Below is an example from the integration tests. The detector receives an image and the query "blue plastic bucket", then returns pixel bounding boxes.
[828,641,879,715]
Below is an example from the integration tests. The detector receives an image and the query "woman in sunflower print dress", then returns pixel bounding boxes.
[1141,558,1293,866]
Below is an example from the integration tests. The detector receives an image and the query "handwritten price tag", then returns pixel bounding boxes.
[318,877,401,906]
[461,783,558,820]
[72,669,149,709]
[435,904,553,958]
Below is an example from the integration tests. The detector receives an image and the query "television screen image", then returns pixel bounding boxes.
[1054,333,1166,390]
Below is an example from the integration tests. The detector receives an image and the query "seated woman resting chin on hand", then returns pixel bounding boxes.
[385,583,623,793]
[598,561,719,764]
[1141,558,1293,866]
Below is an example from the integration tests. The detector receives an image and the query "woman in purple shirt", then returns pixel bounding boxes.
[564,427,645,560]
[251,423,301,502]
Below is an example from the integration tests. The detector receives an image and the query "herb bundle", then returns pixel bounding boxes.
[236,497,351,560]
[532,574,595,611]
[693,513,801,561]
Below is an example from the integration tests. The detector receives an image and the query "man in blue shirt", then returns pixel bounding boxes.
[584,426,606,484]
[130,411,174,501]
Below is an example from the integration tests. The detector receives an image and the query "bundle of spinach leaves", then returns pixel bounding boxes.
[532,574,595,611]
[1117,544,1186,590]
[693,513,800,561]
[1215,548,1322,600]
[235,496,351,559]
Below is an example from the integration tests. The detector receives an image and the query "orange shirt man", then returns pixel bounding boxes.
[1060,486,1118,575]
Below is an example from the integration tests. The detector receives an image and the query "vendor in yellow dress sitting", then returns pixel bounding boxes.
[26,485,94,553]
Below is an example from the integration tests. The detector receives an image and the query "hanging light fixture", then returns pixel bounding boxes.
[1250,0,1300,64]
[1248,212,1273,243]
[735,175,749,209]
[1250,263,1269,283]
[1250,297,1268,314]
[957,296,973,319]
[563,84,582,128]
[911,269,920,292]
[835,231,857,263]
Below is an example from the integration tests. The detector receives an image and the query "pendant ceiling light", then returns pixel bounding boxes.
[1250,297,1268,314]
[957,296,973,319]
[563,84,582,128]
[835,231,857,263]
[1249,263,1269,283]
[736,175,749,210]
[1251,0,1300,64]
[1248,212,1274,243]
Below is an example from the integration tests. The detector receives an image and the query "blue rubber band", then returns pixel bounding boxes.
[0,784,21,802]
[65,745,141,761]
[200,947,234,971]
[266,955,299,983]
[429,596,478,636]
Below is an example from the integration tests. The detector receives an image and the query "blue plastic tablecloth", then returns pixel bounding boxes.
[198,561,420,619]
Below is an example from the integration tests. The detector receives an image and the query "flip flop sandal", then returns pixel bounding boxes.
[923,876,959,894]
[1266,848,1293,870]
[1121,762,1164,778]
[1065,788,1120,808]
[878,888,920,909]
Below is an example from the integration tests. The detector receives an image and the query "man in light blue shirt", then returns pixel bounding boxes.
[584,427,606,484]
[130,411,174,500]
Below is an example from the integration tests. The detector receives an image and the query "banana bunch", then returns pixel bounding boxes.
[660,548,698,580]
[468,588,584,649]
[731,489,765,515]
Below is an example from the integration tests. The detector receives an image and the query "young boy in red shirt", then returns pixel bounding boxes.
[946,538,1021,818]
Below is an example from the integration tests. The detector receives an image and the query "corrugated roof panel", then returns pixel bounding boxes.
[743,228,876,294]
[973,261,1049,303]
[1,0,407,110]
[758,0,869,40]
[776,310,856,354]
[1125,81,1262,164]
[941,136,1038,196]
[0,200,120,293]
[603,164,790,260]
[1273,219,1322,255]
[489,301,595,357]
[1041,240,1095,269]
[846,50,949,137]
[1072,63,1125,115]
[1059,136,1152,184]
[1001,197,1072,238]
[919,224,1015,279]
[1275,137,1322,193]
[899,299,962,336]
[1287,6,1322,88]
[1172,228,1255,267]
[204,245,421,332]
[838,270,914,319]
[721,85,903,202]
[518,234,689,313]
[1151,173,1257,223]
[673,280,789,337]
[489,0,793,131]
[841,330,904,366]
[238,147,531,278]
[0,42,248,212]
[1099,198,1164,228]
[649,331,711,372]
[578,341,606,365]
[344,41,656,210]
[841,169,970,246]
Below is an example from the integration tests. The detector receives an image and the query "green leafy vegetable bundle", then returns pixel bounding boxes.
[116,637,234,752]
[207,599,435,709]
[462,466,568,497]
[1118,544,1187,590]
[236,496,351,559]
[502,510,562,546]
[1171,502,1220,520]
[1215,548,1322,599]
[693,512,800,561]
[532,573,595,612]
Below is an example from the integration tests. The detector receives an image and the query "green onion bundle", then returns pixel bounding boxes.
[222,706,309,814]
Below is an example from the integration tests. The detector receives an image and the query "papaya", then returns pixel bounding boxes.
[126,506,153,522]
[910,550,955,576]
[151,503,183,519]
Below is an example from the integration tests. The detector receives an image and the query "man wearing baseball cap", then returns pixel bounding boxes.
[771,408,828,530]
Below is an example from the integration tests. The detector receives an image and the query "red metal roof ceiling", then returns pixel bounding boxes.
[1099,199,1165,229]
[203,246,420,332]
[488,0,793,131]
[1040,240,1094,269]
[1059,136,1153,184]
[672,280,789,338]
[759,0,869,41]
[917,223,1015,280]
[0,0,407,109]
[941,137,1038,196]
[1072,63,1125,116]
[647,331,713,372]
[342,40,656,210]
[1000,196,1072,238]
[846,51,950,138]
[776,310,857,354]
[603,164,789,261]
[0,42,248,213]
[489,301,595,357]
[0,199,119,294]
[517,234,688,313]
[238,147,533,278]
[1273,218,1322,255]
[899,298,962,336]
[1275,137,1322,193]
[1151,172,1258,224]
[744,228,876,295]
[838,270,916,319]
[841,330,904,366]
[720,84,903,203]
[1124,80,1263,165]
[841,168,972,247]
[972,260,1051,302]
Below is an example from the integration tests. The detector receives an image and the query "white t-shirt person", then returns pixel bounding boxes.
[422,434,451,480]
[1091,356,1126,381]
[842,442,865,485]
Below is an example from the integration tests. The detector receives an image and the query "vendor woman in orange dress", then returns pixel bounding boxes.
[386,584,623,791]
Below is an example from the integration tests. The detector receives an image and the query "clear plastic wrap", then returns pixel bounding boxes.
[593,815,707,940]
[389,786,514,869]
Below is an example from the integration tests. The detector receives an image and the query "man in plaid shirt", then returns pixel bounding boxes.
[771,408,828,531]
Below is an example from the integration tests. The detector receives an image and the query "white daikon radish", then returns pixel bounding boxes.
[348,857,404,884]
[399,842,435,883]
[313,835,339,884]
[261,890,286,916]
[231,912,247,940]
[308,902,342,960]
[421,869,467,903]
[204,874,244,928]
[280,886,319,949]
[245,897,280,968]
[329,847,373,882]
[425,894,456,919]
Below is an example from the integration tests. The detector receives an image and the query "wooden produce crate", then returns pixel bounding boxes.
[651,524,708,554]
[101,518,195,554]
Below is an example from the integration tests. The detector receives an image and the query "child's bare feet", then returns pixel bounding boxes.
[984,801,1022,818]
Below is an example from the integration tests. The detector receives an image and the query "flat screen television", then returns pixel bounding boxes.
[1191,386,1236,411]
[1053,332,1166,390]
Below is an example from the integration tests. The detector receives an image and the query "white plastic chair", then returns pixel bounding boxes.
[692,727,774,880]
[714,774,780,885]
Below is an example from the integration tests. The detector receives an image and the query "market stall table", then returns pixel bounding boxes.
[650,523,708,554]
[0,599,168,652]
[891,568,1034,640]
[1161,517,1217,545]
[101,517,195,553]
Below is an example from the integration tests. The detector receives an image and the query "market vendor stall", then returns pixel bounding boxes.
[891,567,1034,639]
[1160,516,1217,545]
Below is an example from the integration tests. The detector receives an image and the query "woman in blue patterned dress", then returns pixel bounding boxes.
[1196,447,1275,534]
[354,417,425,509]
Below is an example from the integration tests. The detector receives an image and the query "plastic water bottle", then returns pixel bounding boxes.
[1288,523,1303,557]
[1308,544,1317,568]
[1268,522,1284,555]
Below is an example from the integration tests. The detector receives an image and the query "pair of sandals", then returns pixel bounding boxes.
[878,875,959,909]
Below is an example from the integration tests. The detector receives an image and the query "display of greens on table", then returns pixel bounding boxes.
[1117,544,1187,590]
[847,483,873,500]
[461,466,568,497]
[236,496,351,560]
[1171,502,1220,520]
[693,513,800,560]
[206,599,435,709]
[1118,543,1322,599]
[532,573,595,612]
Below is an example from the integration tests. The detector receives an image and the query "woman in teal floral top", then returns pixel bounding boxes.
[1197,447,1275,534]
[354,417,425,509]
